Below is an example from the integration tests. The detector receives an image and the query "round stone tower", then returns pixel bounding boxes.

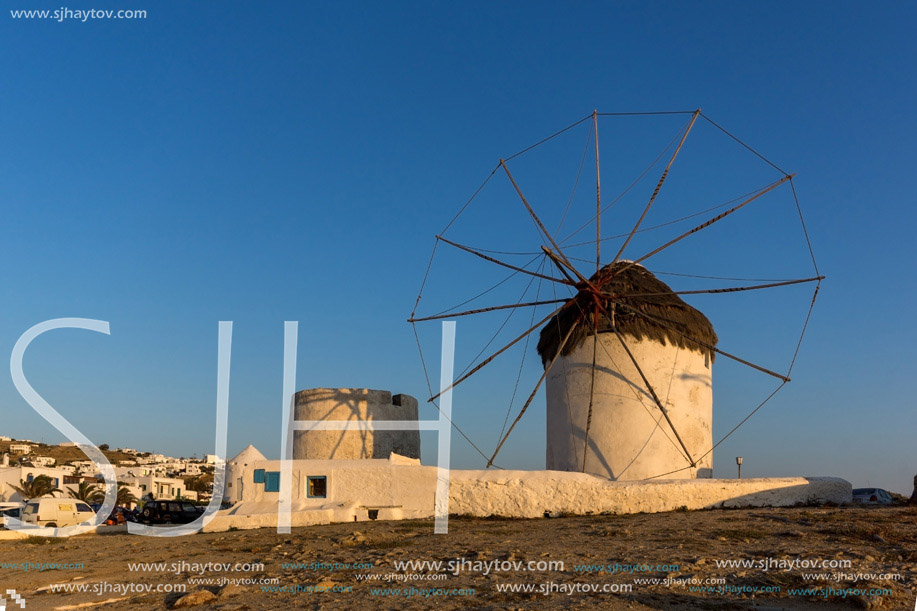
[293,388,420,460]
[539,262,716,481]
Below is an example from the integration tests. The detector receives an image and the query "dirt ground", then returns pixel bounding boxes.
[1,505,915,611]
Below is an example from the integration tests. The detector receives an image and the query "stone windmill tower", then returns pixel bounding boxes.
[538,261,717,481]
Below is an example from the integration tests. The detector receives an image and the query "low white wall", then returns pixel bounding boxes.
[203,461,851,532]
[449,471,851,518]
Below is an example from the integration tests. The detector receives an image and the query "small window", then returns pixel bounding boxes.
[75,503,92,513]
[308,476,327,498]
[263,471,280,493]
[253,469,265,484]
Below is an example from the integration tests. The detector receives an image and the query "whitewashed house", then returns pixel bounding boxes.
[0,466,68,502]
[118,474,196,501]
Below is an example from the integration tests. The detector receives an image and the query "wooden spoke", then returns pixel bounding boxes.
[612,300,791,382]
[541,246,591,286]
[593,110,601,276]
[437,235,574,286]
[408,299,570,323]
[605,276,825,299]
[487,312,585,467]
[610,329,696,467]
[500,159,576,269]
[581,304,599,472]
[428,301,575,402]
[611,175,794,279]
[611,110,700,264]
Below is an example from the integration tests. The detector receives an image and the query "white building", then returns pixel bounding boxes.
[0,466,68,502]
[9,444,32,454]
[70,460,97,474]
[31,456,56,467]
[224,445,267,503]
[221,450,432,523]
[118,474,196,501]
[207,444,850,533]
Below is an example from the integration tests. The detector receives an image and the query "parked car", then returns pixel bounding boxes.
[852,488,895,505]
[20,498,96,528]
[1,506,23,529]
[138,500,203,524]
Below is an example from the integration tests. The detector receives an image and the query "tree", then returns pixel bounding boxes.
[69,480,104,504]
[184,475,212,494]
[11,475,62,500]
[98,444,110,451]
[116,482,138,507]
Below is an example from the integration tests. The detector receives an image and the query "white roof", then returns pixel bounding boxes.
[229,445,266,465]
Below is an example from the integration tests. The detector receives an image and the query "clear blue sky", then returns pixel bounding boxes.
[1,2,914,494]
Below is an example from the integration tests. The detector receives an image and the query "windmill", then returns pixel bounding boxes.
[409,110,821,480]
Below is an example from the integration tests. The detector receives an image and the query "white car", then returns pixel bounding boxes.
[851,488,894,505]
[20,498,96,528]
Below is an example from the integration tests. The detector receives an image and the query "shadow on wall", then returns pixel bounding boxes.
[705,478,853,509]
[292,388,420,460]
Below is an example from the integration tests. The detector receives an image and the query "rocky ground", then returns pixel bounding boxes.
[1,505,914,610]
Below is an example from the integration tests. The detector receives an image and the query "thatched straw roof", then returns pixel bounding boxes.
[536,262,717,366]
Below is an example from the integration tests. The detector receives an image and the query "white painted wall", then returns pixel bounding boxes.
[546,334,712,481]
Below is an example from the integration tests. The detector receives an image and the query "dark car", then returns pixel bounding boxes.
[852,488,895,505]
[139,500,203,524]
[2,507,21,520]
[1,507,22,529]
